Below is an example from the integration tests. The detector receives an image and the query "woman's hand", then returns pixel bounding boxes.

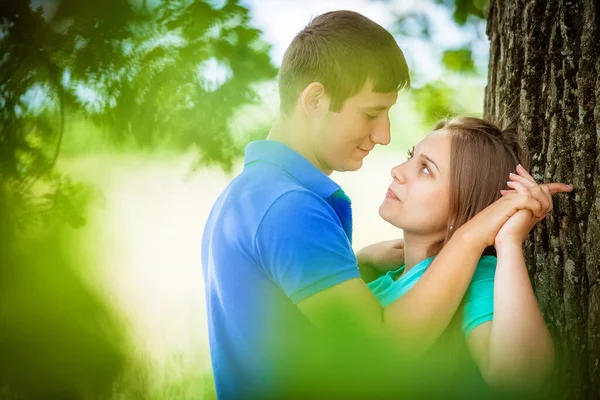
[495,209,536,247]
[356,239,404,273]
[457,165,572,249]
[495,164,572,247]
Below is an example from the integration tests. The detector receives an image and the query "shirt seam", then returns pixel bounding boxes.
[245,158,339,199]
[290,267,360,304]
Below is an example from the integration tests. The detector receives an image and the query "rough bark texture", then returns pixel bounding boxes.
[485,0,600,398]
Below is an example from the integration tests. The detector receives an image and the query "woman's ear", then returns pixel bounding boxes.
[299,82,329,118]
[448,218,457,232]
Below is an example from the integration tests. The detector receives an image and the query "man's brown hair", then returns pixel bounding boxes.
[278,10,410,115]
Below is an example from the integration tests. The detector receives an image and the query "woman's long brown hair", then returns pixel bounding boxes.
[428,117,530,257]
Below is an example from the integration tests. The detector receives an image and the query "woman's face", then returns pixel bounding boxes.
[379,129,452,237]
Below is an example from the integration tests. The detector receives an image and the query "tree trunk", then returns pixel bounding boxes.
[485,0,600,398]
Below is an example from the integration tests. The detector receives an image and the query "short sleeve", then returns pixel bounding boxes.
[461,256,497,338]
[255,190,360,304]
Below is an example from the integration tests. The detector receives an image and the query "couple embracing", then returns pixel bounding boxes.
[202,10,573,400]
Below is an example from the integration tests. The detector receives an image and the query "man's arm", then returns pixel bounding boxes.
[299,185,567,354]
[299,228,485,354]
[356,239,405,283]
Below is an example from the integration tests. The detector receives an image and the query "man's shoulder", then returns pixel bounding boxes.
[235,161,304,193]
[228,162,328,210]
[208,163,333,236]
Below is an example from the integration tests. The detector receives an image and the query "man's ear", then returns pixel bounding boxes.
[300,82,330,117]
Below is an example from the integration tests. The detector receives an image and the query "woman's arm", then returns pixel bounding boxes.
[467,211,554,389]
[384,175,570,356]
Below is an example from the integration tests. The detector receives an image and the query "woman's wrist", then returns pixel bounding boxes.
[453,224,489,253]
[494,237,523,254]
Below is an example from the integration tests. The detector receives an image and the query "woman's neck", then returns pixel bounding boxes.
[402,232,441,273]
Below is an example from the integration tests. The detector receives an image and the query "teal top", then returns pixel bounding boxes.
[367,255,496,337]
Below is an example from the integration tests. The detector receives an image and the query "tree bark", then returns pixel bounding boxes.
[485,0,600,398]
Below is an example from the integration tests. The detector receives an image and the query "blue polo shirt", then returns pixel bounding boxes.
[201,140,360,399]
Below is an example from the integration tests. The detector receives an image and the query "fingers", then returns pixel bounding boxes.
[509,165,572,218]
[506,180,527,193]
[546,182,575,194]
[540,184,553,217]
[516,164,535,182]
[503,183,572,197]
[504,188,544,218]
[391,238,405,249]
[513,183,543,218]
[519,195,543,218]
[509,172,535,188]
[511,181,552,215]
[512,164,574,193]
[382,238,404,251]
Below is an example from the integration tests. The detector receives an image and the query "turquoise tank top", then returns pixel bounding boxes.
[367,256,496,337]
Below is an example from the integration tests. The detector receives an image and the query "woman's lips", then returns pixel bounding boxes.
[386,188,399,200]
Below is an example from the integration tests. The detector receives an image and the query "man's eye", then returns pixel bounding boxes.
[365,114,378,120]
[421,165,431,175]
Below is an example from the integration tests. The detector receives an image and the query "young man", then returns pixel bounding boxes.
[202,10,566,399]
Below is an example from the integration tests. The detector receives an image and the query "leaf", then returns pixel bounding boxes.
[441,47,476,73]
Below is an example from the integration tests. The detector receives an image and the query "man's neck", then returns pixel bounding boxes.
[267,118,332,175]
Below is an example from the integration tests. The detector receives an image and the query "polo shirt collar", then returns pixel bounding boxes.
[244,140,341,199]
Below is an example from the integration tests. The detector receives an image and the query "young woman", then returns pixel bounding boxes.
[360,117,568,390]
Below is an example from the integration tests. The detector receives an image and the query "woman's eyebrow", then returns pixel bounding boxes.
[420,154,440,172]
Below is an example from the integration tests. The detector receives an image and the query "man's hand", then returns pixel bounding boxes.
[356,239,405,273]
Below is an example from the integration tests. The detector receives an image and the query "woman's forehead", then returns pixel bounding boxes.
[416,130,452,153]
[414,130,453,171]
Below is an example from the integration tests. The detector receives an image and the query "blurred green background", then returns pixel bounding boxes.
[1,0,488,398]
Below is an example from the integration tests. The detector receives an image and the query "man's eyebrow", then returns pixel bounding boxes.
[362,105,389,112]
[420,154,440,172]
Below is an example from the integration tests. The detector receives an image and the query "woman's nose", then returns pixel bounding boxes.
[391,164,407,184]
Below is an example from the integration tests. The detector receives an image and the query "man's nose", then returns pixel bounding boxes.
[371,116,391,146]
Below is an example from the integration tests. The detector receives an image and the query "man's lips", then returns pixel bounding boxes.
[358,147,372,156]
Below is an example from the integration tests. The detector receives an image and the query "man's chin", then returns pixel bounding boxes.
[342,158,364,172]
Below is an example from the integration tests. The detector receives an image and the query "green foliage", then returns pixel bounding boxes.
[391,0,487,76]
[0,1,276,396]
[383,0,489,125]
[1,0,276,229]
[412,82,472,127]
[0,223,130,399]
[434,0,487,25]
[442,47,476,73]
[1,0,276,173]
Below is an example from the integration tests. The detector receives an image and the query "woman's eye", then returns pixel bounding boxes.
[421,164,431,175]
[365,114,377,120]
